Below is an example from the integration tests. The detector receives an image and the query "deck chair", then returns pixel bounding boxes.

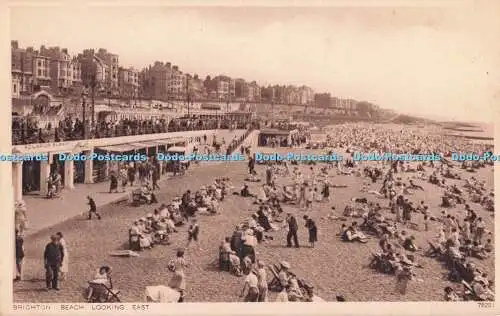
[87,281,121,302]
[369,253,381,269]
[425,241,442,258]
[461,280,484,301]
[266,264,282,292]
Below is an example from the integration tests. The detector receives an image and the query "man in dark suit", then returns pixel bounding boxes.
[14,229,24,282]
[44,235,64,290]
[286,213,299,248]
[87,196,101,220]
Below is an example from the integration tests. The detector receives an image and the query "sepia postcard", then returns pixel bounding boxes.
[0,0,499,315]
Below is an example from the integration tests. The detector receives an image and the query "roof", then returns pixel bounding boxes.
[96,144,140,153]
[259,129,293,136]
[200,103,221,110]
[166,146,187,152]
[153,137,186,145]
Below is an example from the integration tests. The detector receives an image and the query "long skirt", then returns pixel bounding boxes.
[241,245,255,263]
[60,251,69,273]
[308,229,318,243]
[244,287,259,302]
[169,270,186,291]
[140,236,151,248]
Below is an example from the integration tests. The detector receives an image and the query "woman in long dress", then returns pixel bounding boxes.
[56,232,69,280]
[168,249,188,302]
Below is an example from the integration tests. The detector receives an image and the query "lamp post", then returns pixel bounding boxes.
[81,90,88,138]
[90,74,96,130]
[186,76,190,116]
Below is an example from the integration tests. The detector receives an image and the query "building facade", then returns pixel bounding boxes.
[77,49,108,93]
[41,46,82,94]
[95,48,119,93]
[298,85,314,105]
[188,74,206,101]
[118,67,139,99]
[32,47,51,88]
[140,61,172,101]
[11,41,34,97]
[247,81,261,102]
[168,66,186,100]
[214,75,235,101]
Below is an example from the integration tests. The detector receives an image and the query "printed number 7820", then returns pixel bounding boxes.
[478,302,494,308]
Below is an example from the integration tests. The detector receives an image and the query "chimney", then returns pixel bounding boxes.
[11,40,18,49]
[62,48,68,54]
[173,65,178,71]
[166,62,171,68]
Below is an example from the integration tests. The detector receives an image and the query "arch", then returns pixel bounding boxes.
[32,90,54,101]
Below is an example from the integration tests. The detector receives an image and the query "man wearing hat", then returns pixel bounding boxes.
[186,218,200,250]
[87,196,101,220]
[278,261,291,290]
[14,229,24,282]
[43,235,64,291]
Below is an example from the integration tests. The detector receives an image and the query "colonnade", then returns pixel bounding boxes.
[11,131,212,202]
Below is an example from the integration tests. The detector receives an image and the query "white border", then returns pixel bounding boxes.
[1,1,499,315]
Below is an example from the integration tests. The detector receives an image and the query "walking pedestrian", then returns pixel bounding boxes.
[87,196,101,220]
[303,215,318,248]
[127,165,135,186]
[186,219,200,249]
[109,172,118,193]
[120,167,128,192]
[152,167,160,190]
[14,229,24,282]
[43,235,64,291]
[248,155,255,175]
[286,213,299,248]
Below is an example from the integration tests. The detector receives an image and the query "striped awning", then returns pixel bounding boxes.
[96,144,142,153]
[128,142,160,148]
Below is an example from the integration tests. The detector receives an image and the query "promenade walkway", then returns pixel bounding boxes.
[21,129,250,236]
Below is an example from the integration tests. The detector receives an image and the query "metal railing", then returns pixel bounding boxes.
[12,120,256,145]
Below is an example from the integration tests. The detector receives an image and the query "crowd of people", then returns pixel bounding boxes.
[12,113,256,145]
[13,120,495,303]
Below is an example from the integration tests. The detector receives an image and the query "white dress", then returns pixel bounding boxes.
[60,238,69,273]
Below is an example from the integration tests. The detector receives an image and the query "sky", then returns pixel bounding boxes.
[9,1,500,122]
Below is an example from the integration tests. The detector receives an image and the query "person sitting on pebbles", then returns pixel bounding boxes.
[342,225,368,243]
[287,273,304,301]
[278,261,291,290]
[444,286,460,301]
[86,265,113,302]
[228,251,242,276]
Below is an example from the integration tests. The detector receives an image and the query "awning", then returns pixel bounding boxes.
[96,144,141,153]
[153,137,186,145]
[128,142,160,149]
[259,129,292,136]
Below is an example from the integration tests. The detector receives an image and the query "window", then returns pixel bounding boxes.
[38,69,42,76]
[38,60,41,67]
[13,84,17,93]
